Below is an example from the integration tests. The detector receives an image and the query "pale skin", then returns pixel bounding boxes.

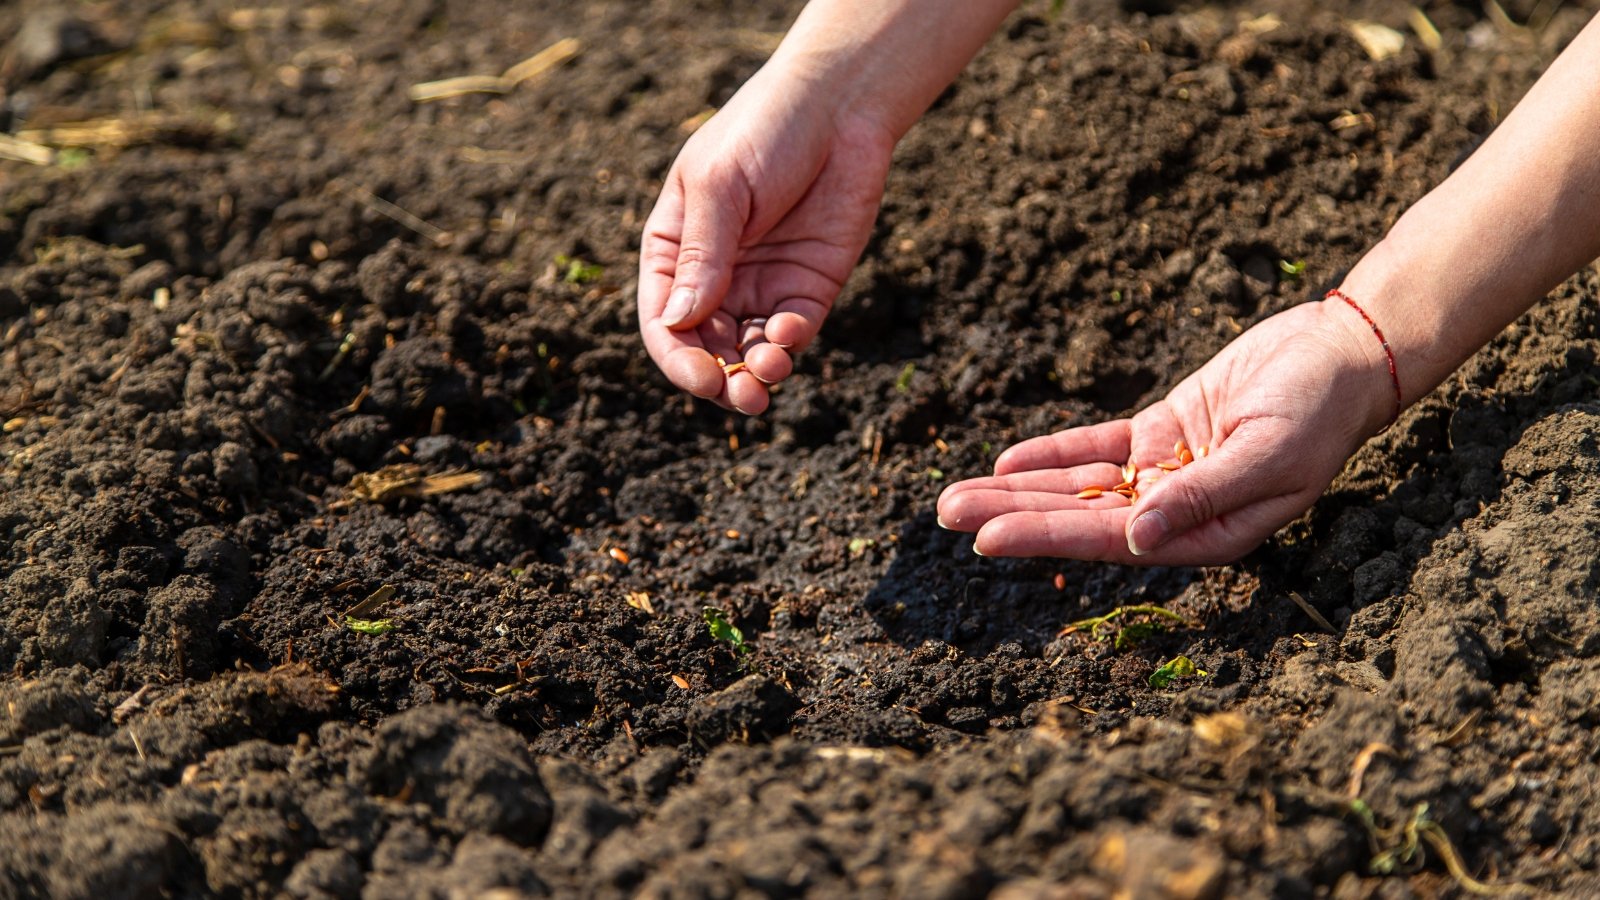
[639,4,1600,565]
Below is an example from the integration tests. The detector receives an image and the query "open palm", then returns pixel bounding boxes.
[937,300,1391,564]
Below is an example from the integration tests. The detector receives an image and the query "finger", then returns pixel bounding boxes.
[766,297,830,352]
[993,420,1133,476]
[1123,421,1296,557]
[938,463,1127,506]
[744,342,792,385]
[641,317,724,399]
[726,371,770,415]
[939,488,1131,533]
[639,181,723,397]
[698,312,771,415]
[664,170,748,330]
[973,509,1133,560]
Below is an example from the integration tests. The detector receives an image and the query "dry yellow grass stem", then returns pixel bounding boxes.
[409,37,582,102]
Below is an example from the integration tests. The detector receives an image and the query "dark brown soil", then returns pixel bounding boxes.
[4,0,1600,896]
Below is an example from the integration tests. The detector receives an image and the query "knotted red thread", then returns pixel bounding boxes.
[1326,289,1402,428]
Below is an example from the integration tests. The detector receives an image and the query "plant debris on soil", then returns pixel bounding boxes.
[4,0,1600,897]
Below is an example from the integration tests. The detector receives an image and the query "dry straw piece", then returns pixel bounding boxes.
[409,37,582,102]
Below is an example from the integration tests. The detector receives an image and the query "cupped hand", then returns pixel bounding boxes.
[638,63,897,415]
[936,299,1396,565]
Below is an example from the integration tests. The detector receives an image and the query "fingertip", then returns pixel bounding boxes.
[666,347,725,399]
[992,446,1021,476]
[744,343,792,384]
[727,373,770,415]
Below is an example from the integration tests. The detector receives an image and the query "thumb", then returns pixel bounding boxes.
[662,170,748,330]
[1125,423,1287,557]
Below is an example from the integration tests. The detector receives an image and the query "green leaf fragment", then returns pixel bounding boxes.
[555,254,603,285]
[1148,655,1205,689]
[346,616,396,635]
[703,606,748,654]
[895,362,916,393]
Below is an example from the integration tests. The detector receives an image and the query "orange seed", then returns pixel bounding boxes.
[1076,487,1104,499]
[608,547,630,564]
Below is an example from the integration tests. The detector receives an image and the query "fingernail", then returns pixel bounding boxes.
[972,543,986,557]
[1127,509,1171,557]
[662,287,696,327]
[937,515,952,530]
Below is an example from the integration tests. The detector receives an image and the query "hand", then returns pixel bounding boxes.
[637,62,896,415]
[936,299,1396,565]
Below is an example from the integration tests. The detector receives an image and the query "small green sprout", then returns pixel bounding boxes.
[847,537,876,557]
[1062,605,1196,644]
[1278,259,1307,280]
[56,148,92,169]
[926,467,944,481]
[346,616,396,635]
[1148,655,1205,688]
[555,254,603,285]
[1113,621,1164,651]
[895,362,916,393]
[703,607,748,655]
[1110,289,1122,303]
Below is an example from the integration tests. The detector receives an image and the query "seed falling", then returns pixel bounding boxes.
[1052,573,1067,591]
[608,547,630,564]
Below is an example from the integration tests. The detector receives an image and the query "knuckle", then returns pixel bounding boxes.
[675,245,717,270]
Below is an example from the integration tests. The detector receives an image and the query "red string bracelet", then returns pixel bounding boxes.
[1326,289,1402,428]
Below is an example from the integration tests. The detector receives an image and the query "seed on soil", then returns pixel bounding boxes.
[725,529,740,539]
[625,591,655,614]
[607,547,630,564]
[671,674,690,690]
[1076,486,1105,499]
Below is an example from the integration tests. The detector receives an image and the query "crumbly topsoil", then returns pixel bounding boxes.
[4,0,1600,896]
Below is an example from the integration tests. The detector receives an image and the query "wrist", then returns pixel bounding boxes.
[768,0,1021,141]
[1313,293,1407,441]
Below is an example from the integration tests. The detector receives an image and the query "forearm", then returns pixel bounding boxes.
[1335,14,1600,429]
[769,0,1022,139]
